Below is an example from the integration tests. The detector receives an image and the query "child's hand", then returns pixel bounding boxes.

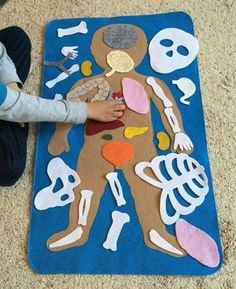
[87,100,126,122]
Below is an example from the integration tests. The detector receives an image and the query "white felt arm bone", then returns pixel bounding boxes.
[46,64,79,89]
[106,172,126,207]
[103,211,130,251]
[147,77,193,151]
[78,190,93,226]
[57,21,88,37]
[61,46,78,60]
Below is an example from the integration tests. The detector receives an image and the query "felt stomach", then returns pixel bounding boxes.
[122,78,149,114]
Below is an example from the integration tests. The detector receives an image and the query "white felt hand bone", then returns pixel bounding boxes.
[61,46,78,60]
[106,172,126,207]
[103,211,130,252]
[57,21,88,38]
[174,132,194,151]
[45,64,79,89]
[34,157,80,210]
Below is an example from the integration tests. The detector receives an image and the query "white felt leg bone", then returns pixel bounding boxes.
[57,21,88,37]
[146,77,173,108]
[78,190,93,226]
[106,172,126,207]
[149,229,184,255]
[45,64,79,89]
[103,211,130,251]
[49,227,83,249]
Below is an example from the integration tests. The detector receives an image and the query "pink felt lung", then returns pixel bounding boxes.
[122,78,149,114]
[175,219,220,268]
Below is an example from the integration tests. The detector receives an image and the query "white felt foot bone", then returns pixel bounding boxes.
[106,172,126,207]
[57,21,88,38]
[103,211,130,251]
[172,78,196,105]
[149,229,184,255]
[49,227,83,249]
[78,190,93,226]
[45,64,79,89]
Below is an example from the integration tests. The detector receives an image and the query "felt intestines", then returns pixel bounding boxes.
[34,157,80,210]
[149,28,199,74]
[46,24,192,256]
[135,153,209,225]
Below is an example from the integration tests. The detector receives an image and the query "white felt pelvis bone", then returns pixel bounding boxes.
[78,190,93,226]
[34,157,80,210]
[45,64,79,89]
[172,78,196,105]
[135,153,209,225]
[106,172,126,207]
[57,21,88,37]
[103,211,130,251]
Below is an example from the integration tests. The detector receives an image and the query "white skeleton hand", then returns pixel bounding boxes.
[174,132,193,151]
[61,46,78,60]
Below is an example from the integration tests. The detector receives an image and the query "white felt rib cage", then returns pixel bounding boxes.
[135,153,209,225]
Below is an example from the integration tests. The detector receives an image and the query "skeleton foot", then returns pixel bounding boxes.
[144,228,186,257]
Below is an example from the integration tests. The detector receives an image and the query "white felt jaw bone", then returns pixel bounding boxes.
[135,153,209,225]
[34,157,80,210]
[172,78,196,105]
[106,172,126,207]
[78,190,93,226]
[45,64,79,89]
[57,21,88,37]
[103,211,130,251]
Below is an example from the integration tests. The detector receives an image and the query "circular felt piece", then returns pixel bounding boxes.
[103,25,138,49]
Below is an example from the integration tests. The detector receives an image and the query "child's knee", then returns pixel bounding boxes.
[6,26,31,51]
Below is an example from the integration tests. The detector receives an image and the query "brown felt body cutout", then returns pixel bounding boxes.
[47,24,193,256]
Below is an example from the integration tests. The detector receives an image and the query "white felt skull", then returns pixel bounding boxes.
[34,157,80,210]
[149,28,199,74]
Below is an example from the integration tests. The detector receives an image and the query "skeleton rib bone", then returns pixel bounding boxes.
[106,172,126,207]
[103,211,130,251]
[78,190,93,226]
[57,21,88,37]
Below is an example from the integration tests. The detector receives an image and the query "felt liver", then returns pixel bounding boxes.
[85,119,124,136]
[175,219,220,268]
[122,78,149,114]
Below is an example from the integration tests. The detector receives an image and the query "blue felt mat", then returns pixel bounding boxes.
[28,12,223,275]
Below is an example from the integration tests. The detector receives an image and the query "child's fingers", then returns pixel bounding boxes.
[114,104,126,111]
[112,111,123,118]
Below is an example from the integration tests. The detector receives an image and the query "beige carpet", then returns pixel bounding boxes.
[0,0,235,288]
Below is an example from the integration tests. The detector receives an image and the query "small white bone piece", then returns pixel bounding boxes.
[78,190,93,226]
[57,21,88,38]
[146,77,173,108]
[61,46,79,60]
[45,64,79,89]
[54,93,63,100]
[103,211,130,251]
[106,172,126,207]
[172,78,196,105]
[149,229,184,255]
[49,227,83,249]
